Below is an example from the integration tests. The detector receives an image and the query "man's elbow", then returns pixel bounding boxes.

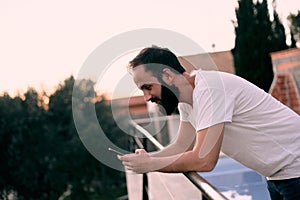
[193,157,217,172]
[201,161,216,172]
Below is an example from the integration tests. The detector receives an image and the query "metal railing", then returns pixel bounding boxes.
[129,120,228,200]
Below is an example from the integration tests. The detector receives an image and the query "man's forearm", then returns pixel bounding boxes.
[149,150,213,173]
[149,141,193,158]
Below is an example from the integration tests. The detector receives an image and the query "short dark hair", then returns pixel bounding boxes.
[128,46,186,78]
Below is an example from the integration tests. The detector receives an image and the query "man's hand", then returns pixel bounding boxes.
[118,149,152,174]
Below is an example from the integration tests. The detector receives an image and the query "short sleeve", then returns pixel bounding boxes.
[178,103,192,122]
[193,87,233,131]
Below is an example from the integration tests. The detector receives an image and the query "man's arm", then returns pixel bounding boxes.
[119,123,224,173]
[158,123,224,172]
[149,121,196,157]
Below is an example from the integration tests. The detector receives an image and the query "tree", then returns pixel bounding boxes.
[0,89,53,199]
[0,93,24,198]
[290,31,297,48]
[232,0,288,92]
[0,77,128,199]
[270,1,288,51]
[288,10,300,46]
[46,77,127,199]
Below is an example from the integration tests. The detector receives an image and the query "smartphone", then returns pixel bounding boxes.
[108,147,124,155]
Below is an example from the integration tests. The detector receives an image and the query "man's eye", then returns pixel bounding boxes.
[142,85,152,90]
[145,85,152,90]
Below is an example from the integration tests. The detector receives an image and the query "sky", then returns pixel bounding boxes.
[1,0,299,99]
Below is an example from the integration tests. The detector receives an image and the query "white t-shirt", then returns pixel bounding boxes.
[178,70,300,180]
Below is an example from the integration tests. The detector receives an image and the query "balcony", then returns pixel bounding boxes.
[125,115,270,200]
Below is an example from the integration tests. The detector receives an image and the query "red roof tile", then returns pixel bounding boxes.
[270,48,300,115]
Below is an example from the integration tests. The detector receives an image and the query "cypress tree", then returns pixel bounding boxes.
[290,31,297,48]
[270,1,288,51]
[232,0,288,91]
[288,10,300,45]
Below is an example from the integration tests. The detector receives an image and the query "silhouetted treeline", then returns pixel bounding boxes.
[0,76,130,200]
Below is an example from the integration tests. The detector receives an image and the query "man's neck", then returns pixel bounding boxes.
[178,73,195,105]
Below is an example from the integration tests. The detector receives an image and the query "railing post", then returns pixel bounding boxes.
[142,173,149,200]
[142,137,149,200]
[130,125,149,200]
[129,127,135,152]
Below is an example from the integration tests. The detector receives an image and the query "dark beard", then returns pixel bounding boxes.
[158,84,179,115]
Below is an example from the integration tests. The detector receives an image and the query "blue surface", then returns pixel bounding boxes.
[199,157,271,200]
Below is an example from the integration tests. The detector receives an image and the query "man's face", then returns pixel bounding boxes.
[132,65,179,115]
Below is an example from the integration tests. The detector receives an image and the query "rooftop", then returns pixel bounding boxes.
[270,48,300,114]
[178,50,234,74]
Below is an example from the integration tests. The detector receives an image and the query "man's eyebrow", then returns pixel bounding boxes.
[140,84,151,90]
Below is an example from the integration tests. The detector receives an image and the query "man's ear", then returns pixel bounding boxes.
[162,68,174,85]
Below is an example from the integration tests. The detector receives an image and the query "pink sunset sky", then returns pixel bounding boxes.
[1,0,299,98]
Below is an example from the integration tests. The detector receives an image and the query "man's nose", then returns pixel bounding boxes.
[143,91,151,102]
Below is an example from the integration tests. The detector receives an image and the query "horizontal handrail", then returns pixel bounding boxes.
[131,121,165,150]
[130,120,228,200]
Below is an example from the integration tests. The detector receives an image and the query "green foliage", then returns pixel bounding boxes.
[232,0,288,91]
[288,10,300,45]
[0,76,128,199]
[270,3,288,51]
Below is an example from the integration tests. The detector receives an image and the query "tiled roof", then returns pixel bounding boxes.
[291,67,300,95]
[178,51,234,74]
[110,96,148,117]
[270,48,300,114]
[270,48,300,72]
